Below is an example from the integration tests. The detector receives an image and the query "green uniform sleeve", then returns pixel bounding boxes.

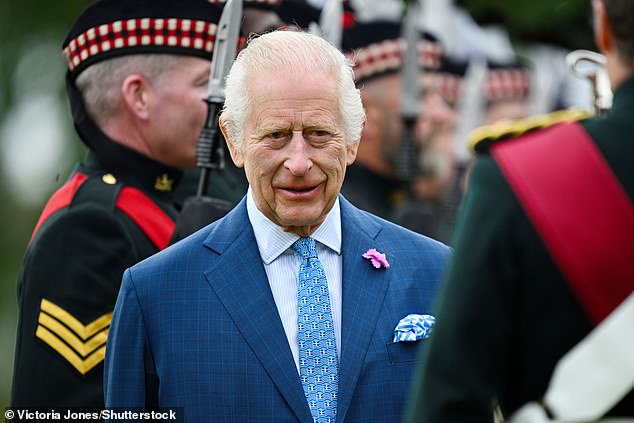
[406,155,521,423]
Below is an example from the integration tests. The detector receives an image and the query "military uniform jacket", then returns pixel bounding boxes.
[341,164,405,221]
[407,78,634,422]
[11,144,181,408]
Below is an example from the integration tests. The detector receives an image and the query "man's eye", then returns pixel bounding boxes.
[265,132,289,146]
[305,129,331,141]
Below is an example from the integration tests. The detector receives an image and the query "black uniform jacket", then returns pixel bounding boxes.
[407,78,634,422]
[11,142,181,408]
[341,163,405,221]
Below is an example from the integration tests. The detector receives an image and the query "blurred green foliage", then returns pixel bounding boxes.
[1,0,88,114]
[0,0,89,408]
[457,0,595,50]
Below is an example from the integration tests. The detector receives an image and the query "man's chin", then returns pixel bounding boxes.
[277,210,327,234]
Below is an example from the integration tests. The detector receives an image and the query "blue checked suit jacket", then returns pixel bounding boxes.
[104,195,450,422]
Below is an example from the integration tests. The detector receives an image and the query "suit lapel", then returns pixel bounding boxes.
[336,197,392,423]
[202,201,313,422]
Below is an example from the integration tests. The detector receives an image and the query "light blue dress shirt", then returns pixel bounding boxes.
[246,188,343,372]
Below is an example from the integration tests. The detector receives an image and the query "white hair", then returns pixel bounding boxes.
[75,54,181,126]
[221,30,365,148]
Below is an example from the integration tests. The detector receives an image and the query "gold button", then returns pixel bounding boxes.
[154,174,174,192]
[102,174,117,185]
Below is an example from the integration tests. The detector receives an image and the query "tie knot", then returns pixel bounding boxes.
[293,237,318,260]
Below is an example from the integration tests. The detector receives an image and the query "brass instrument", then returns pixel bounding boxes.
[566,49,613,115]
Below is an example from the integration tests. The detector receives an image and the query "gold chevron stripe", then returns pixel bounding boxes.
[38,312,108,357]
[36,325,107,375]
[40,299,112,339]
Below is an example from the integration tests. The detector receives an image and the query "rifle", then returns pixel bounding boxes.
[169,0,243,244]
[452,59,487,166]
[396,0,422,182]
[318,0,343,48]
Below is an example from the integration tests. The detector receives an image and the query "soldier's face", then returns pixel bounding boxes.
[415,91,456,174]
[226,69,359,236]
[146,56,210,169]
[360,74,456,170]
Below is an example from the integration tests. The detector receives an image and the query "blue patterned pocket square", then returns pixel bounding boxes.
[393,314,436,342]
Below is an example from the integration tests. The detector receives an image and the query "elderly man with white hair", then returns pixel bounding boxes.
[104,30,450,423]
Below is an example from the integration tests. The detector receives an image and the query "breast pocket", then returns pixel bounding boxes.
[386,340,426,364]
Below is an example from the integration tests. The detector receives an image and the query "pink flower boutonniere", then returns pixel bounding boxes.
[362,248,390,269]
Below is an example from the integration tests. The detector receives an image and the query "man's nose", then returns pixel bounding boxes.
[415,94,455,136]
[284,132,313,176]
[420,93,455,126]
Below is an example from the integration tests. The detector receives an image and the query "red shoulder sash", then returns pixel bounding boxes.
[492,122,634,325]
[115,186,174,250]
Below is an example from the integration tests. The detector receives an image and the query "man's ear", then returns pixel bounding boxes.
[346,139,360,166]
[121,74,150,120]
[360,94,382,146]
[219,117,244,168]
[593,0,614,54]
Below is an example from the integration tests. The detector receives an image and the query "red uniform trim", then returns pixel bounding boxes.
[347,38,442,82]
[493,122,634,325]
[31,173,174,251]
[63,18,218,71]
[485,68,530,102]
[30,173,89,243]
[115,186,175,250]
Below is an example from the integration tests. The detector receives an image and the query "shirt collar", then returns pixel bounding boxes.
[246,187,342,264]
[83,147,182,198]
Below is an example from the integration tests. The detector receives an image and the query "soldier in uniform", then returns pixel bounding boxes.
[340,21,451,221]
[406,0,634,421]
[394,58,532,244]
[11,0,224,408]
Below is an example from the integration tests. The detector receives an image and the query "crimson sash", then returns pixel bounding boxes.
[492,122,634,325]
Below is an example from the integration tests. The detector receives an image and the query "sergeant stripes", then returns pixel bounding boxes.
[35,299,112,375]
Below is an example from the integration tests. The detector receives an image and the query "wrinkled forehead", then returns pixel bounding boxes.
[246,67,340,112]
[252,65,337,93]
[248,74,342,127]
[252,104,342,130]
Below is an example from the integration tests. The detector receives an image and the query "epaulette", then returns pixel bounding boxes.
[469,109,592,154]
[31,172,175,250]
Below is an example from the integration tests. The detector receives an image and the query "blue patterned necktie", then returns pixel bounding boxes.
[293,237,339,423]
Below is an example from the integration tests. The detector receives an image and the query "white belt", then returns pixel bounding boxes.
[511,403,634,423]
[509,292,634,423]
